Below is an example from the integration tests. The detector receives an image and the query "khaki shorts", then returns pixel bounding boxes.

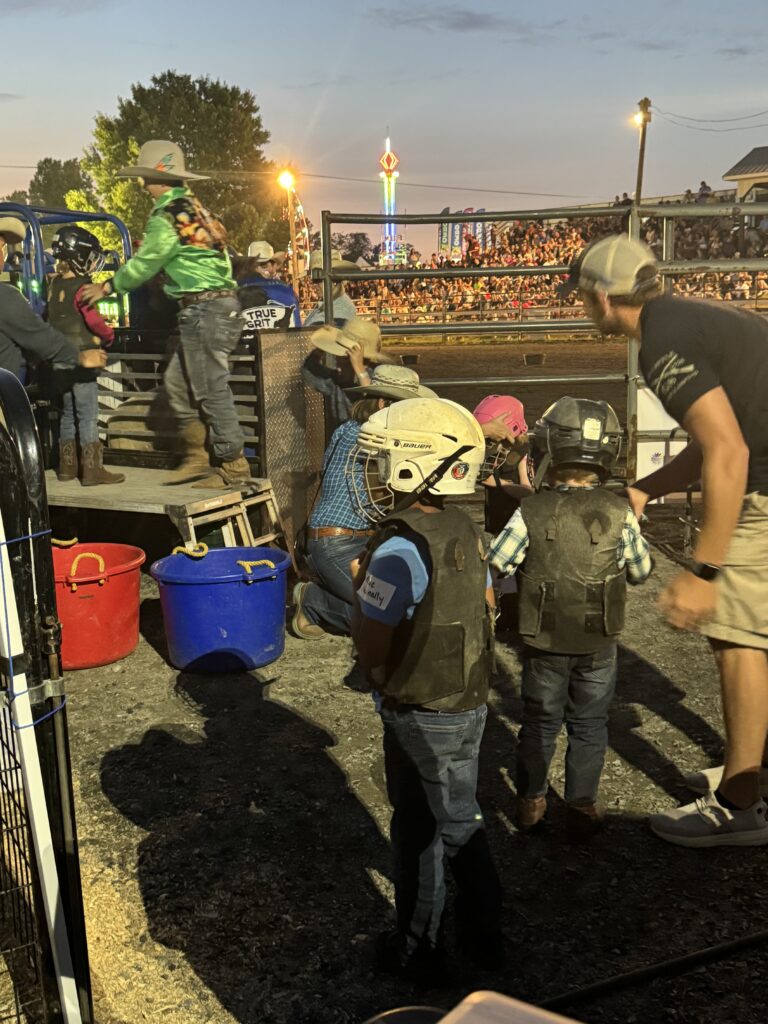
[700,492,768,649]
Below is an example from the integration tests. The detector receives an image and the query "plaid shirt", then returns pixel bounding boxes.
[489,490,652,584]
[309,420,370,531]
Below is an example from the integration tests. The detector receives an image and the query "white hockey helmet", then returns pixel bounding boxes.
[348,397,486,522]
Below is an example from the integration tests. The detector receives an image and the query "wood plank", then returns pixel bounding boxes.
[44,466,267,516]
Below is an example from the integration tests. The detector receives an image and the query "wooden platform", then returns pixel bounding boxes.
[44,465,251,515]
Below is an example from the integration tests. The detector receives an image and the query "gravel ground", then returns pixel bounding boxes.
[65,553,766,1024]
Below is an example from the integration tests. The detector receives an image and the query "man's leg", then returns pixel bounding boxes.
[301,537,364,635]
[194,298,244,462]
[715,642,768,808]
[162,347,198,429]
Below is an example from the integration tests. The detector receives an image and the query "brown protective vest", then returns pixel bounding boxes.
[47,276,98,351]
[517,487,628,654]
[364,505,494,712]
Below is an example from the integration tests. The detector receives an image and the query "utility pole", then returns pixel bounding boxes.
[634,97,652,208]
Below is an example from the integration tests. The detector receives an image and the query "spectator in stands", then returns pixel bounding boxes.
[697,181,713,203]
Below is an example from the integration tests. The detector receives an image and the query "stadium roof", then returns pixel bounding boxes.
[724,147,768,179]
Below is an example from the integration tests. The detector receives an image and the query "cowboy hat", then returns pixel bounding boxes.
[310,318,398,365]
[0,217,26,244]
[308,249,360,275]
[346,364,436,402]
[116,140,209,182]
[247,240,288,264]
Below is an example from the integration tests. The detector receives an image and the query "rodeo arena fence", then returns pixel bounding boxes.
[319,201,768,489]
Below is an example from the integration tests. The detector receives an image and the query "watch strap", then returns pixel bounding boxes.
[689,560,721,582]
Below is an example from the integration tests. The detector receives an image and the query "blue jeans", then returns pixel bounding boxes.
[516,643,618,805]
[163,297,244,460]
[380,704,502,956]
[302,535,368,635]
[60,379,99,444]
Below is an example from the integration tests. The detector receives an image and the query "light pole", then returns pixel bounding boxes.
[278,168,300,289]
[633,97,652,209]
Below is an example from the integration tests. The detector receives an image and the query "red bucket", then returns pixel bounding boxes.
[52,543,146,669]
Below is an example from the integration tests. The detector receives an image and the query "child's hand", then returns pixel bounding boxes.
[80,283,108,308]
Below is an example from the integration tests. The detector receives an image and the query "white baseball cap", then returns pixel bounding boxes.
[558,234,658,297]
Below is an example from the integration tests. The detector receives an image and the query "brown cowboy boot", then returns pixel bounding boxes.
[80,442,125,486]
[192,451,252,489]
[57,440,78,482]
[516,795,547,830]
[164,421,210,484]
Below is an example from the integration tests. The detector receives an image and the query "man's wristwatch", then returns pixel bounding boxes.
[688,560,721,582]
[102,279,114,296]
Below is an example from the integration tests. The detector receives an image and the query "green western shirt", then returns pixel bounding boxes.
[112,188,236,299]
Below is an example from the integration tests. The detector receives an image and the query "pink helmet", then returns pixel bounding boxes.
[473,395,528,437]
[473,395,529,477]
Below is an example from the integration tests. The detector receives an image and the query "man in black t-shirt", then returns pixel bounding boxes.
[561,234,768,849]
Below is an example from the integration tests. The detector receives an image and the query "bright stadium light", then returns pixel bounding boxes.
[278,169,295,191]
[633,112,645,127]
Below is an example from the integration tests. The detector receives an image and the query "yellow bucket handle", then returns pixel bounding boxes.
[171,542,209,558]
[52,537,79,547]
[68,551,106,592]
[237,558,276,583]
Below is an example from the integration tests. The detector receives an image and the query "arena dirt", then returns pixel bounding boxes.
[65,342,763,1024]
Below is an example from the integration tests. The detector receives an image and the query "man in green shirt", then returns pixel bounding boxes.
[82,140,248,487]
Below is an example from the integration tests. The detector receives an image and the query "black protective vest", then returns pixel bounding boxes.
[367,506,493,712]
[47,276,96,351]
[517,488,628,654]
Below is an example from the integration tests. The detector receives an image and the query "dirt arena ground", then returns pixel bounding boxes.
[59,341,763,1024]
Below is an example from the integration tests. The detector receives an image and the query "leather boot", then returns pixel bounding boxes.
[192,451,252,489]
[164,421,210,484]
[80,442,125,486]
[57,440,78,482]
[516,795,547,830]
[565,803,604,844]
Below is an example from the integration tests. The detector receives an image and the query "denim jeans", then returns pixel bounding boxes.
[516,643,618,805]
[59,379,99,444]
[302,535,368,635]
[163,296,244,460]
[380,704,502,956]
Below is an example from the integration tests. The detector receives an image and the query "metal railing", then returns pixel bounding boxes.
[319,202,768,480]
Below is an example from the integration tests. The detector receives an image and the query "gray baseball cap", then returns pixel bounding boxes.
[558,234,658,297]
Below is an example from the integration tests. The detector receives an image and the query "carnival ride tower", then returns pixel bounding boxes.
[378,135,399,262]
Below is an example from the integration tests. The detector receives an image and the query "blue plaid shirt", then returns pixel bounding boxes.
[489,489,652,584]
[309,420,370,530]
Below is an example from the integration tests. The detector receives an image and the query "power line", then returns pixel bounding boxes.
[652,104,768,124]
[652,110,768,133]
[0,164,597,200]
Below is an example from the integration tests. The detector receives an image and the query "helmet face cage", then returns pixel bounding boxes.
[346,443,395,523]
[51,229,105,277]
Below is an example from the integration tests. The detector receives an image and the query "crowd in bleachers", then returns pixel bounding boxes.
[297,197,768,322]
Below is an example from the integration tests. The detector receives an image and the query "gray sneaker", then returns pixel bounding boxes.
[649,791,768,848]
[684,764,768,797]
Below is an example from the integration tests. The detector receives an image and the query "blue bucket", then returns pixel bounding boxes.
[150,546,291,673]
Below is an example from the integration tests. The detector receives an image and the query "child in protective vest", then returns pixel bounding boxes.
[489,397,651,839]
[48,226,123,486]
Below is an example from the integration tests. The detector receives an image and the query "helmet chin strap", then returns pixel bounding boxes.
[390,444,474,515]
[532,452,551,491]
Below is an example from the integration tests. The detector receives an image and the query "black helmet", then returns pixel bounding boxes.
[51,226,103,275]
[532,397,622,484]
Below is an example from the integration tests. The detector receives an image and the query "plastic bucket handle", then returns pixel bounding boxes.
[237,558,277,583]
[171,543,209,558]
[67,552,107,592]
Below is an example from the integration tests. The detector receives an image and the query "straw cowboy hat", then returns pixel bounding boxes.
[116,140,209,182]
[308,249,359,275]
[310,318,398,364]
[346,364,436,402]
[247,240,287,264]
[0,217,26,243]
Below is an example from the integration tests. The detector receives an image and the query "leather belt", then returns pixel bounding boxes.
[308,526,374,540]
[178,289,237,310]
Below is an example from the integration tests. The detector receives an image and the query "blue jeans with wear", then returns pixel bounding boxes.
[380,704,502,958]
[303,535,368,635]
[516,643,618,806]
[163,296,244,460]
[59,379,99,444]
